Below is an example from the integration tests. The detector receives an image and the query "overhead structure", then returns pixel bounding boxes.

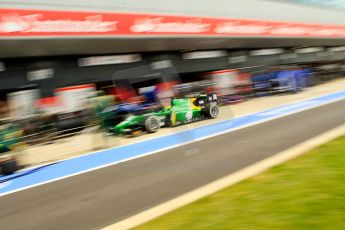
[0,0,344,96]
[0,0,345,57]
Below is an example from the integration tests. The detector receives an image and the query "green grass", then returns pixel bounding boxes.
[135,135,345,230]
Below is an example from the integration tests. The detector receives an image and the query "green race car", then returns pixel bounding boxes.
[0,122,23,174]
[114,93,219,136]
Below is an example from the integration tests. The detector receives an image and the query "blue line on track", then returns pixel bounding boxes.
[1,90,345,195]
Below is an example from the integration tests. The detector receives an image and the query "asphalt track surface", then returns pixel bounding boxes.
[1,99,345,230]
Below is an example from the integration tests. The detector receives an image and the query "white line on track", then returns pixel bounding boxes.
[103,122,345,230]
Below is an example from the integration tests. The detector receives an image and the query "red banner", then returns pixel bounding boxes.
[0,8,345,37]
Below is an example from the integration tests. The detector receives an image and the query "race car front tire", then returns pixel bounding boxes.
[0,158,18,175]
[144,116,160,133]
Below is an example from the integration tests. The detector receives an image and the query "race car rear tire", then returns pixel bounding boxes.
[204,104,219,119]
[0,158,18,175]
[144,116,160,133]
